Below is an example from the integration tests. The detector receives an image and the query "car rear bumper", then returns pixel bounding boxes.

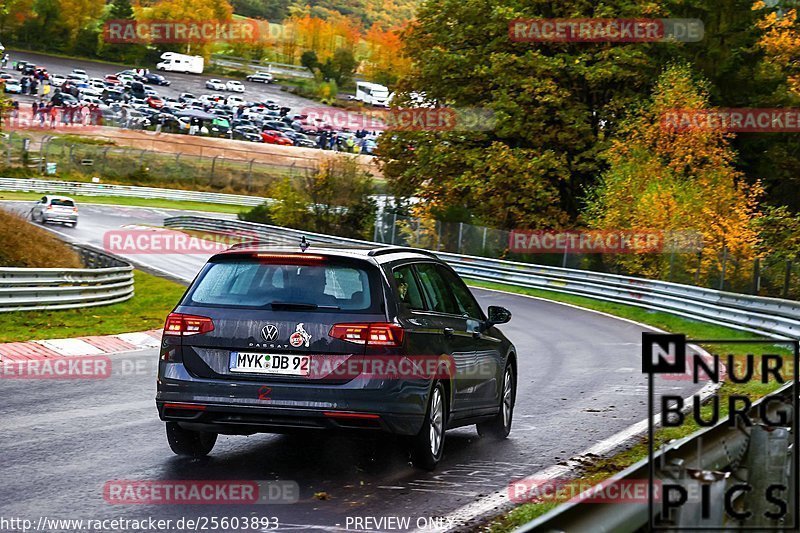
[43,214,77,223]
[157,361,430,436]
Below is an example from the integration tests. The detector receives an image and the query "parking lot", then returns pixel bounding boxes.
[3,49,379,154]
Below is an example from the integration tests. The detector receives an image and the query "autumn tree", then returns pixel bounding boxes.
[585,64,762,283]
[139,0,233,57]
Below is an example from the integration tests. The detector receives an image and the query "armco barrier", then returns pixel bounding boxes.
[0,243,134,312]
[163,215,800,340]
[0,178,270,207]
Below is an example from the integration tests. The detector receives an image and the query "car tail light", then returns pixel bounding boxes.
[329,323,404,347]
[72,207,78,213]
[163,313,214,336]
[46,205,52,210]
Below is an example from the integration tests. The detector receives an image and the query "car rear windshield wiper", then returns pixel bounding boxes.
[269,301,340,310]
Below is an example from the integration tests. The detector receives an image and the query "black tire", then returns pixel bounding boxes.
[477,363,515,439]
[165,422,217,457]
[410,381,446,470]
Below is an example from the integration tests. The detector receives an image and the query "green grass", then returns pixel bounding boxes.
[465,279,793,532]
[0,270,186,342]
[0,190,253,215]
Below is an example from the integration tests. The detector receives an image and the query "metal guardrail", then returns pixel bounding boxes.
[0,243,134,312]
[163,215,800,341]
[0,178,270,207]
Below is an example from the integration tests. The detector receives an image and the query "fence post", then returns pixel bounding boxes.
[100,147,110,175]
[695,251,702,285]
[457,222,464,254]
[562,242,569,268]
[68,144,75,170]
[751,257,760,295]
[39,136,51,174]
[437,222,443,251]
[719,246,728,290]
[390,213,397,245]
[783,260,793,298]
[482,227,488,255]
[668,250,676,282]
[211,155,219,180]
[247,159,255,192]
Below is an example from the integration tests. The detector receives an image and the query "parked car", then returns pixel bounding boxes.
[71,69,89,81]
[246,72,273,83]
[206,117,231,138]
[155,246,516,470]
[3,78,22,94]
[101,88,127,104]
[142,72,170,86]
[225,80,245,93]
[49,74,67,87]
[104,74,122,85]
[179,92,196,103]
[232,125,263,142]
[146,96,165,109]
[50,92,79,106]
[205,79,226,91]
[30,195,78,226]
[260,129,293,145]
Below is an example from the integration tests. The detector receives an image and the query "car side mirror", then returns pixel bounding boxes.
[487,306,511,326]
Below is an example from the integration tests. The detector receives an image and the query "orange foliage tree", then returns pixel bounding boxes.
[754,1,800,97]
[585,64,762,284]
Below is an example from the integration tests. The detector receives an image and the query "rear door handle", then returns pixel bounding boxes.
[443,327,455,337]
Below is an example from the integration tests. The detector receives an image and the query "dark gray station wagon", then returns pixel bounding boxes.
[156,245,516,469]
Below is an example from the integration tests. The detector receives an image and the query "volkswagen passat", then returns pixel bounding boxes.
[156,245,516,469]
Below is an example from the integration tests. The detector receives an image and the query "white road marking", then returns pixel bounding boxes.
[35,338,103,356]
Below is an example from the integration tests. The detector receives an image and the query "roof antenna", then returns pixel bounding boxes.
[300,236,310,252]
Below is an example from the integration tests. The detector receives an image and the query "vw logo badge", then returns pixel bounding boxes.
[262,324,279,342]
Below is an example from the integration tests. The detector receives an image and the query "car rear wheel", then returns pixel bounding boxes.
[477,363,515,439]
[410,381,446,470]
[165,422,217,457]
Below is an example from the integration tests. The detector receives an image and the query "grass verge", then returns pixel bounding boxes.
[465,279,793,532]
[0,190,251,215]
[0,270,186,343]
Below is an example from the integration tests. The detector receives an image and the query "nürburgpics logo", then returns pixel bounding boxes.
[643,333,799,529]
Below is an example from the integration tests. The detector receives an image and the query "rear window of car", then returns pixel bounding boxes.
[50,199,74,207]
[184,257,381,312]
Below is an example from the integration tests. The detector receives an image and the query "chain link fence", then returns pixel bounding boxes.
[373,211,800,300]
[1,133,301,196]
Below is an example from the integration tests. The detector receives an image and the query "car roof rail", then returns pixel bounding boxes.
[367,246,439,258]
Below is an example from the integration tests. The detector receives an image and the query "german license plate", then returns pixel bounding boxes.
[229,352,310,376]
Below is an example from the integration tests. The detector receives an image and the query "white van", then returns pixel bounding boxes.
[355,81,390,107]
[156,53,204,75]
